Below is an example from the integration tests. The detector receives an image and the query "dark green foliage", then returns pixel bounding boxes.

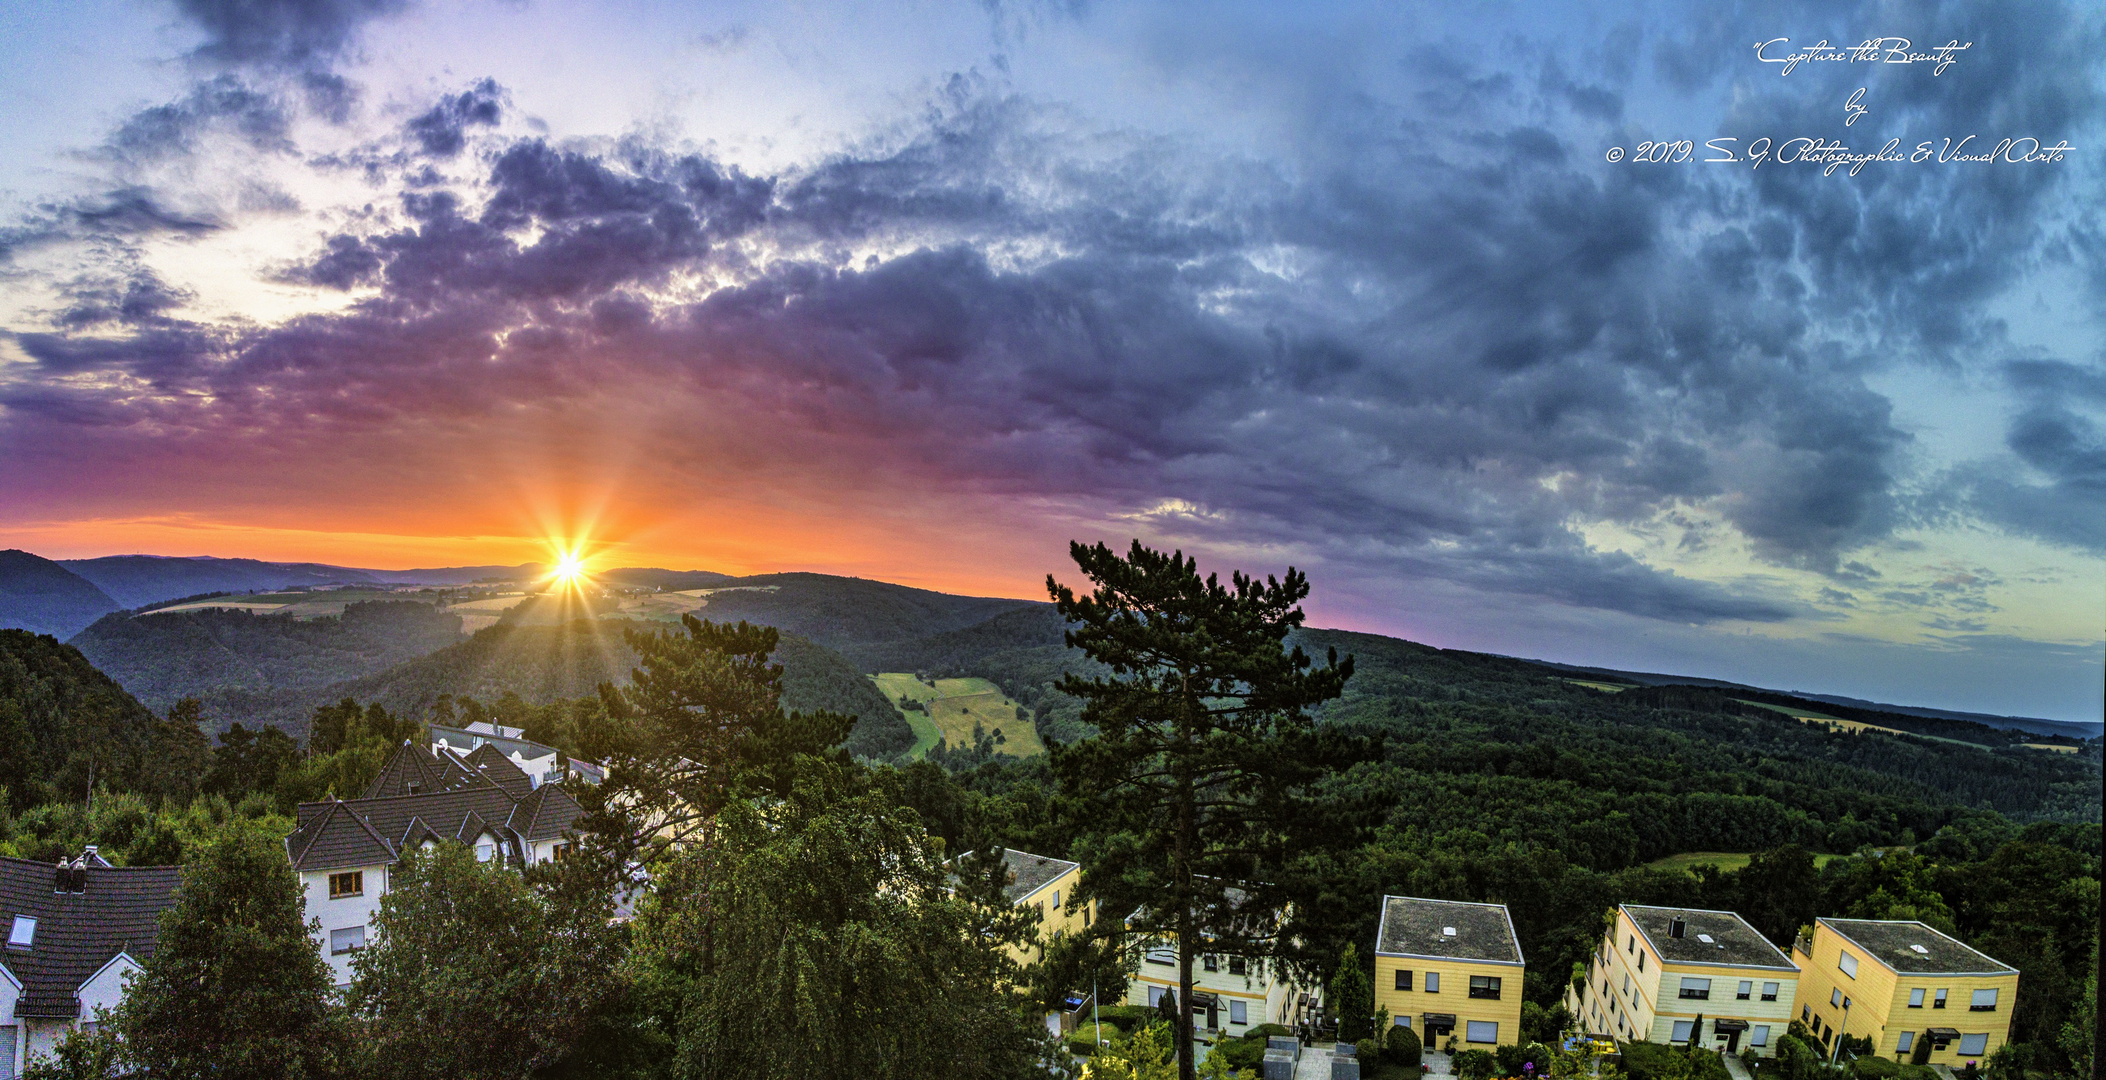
[0,629,175,808]
[1848,1055,1938,1080]
[1386,1023,1422,1068]
[575,617,855,872]
[115,823,342,1079]
[1452,1048,1498,1080]
[69,602,466,715]
[1331,942,1374,1042]
[1496,1041,1558,1077]
[349,841,622,1080]
[679,572,1031,649]
[772,633,912,758]
[643,770,1052,1080]
[1095,1005,1159,1031]
[1522,1001,1569,1046]
[202,722,302,800]
[1048,541,1362,1080]
[1215,1035,1269,1071]
[19,1026,123,1080]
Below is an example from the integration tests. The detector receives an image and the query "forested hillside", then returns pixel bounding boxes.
[0,630,207,811]
[70,602,468,711]
[689,573,1032,649]
[0,550,122,639]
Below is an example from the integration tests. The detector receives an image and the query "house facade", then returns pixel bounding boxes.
[962,849,1095,965]
[428,721,570,789]
[284,740,586,985]
[1790,918,2018,1069]
[1373,896,1525,1050]
[1124,887,1320,1041]
[1568,905,1800,1058]
[0,848,181,1078]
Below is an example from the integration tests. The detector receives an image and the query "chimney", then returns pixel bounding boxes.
[1670,918,1686,939]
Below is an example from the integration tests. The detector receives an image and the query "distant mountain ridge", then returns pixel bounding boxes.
[0,551,121,639]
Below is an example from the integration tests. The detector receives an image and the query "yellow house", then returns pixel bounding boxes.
[1567,905,1799,1057]
[1373,896,1525,1050]
[1791,918,2018,1069]
[1125,887,1321,1040]
[959,848,1096,964]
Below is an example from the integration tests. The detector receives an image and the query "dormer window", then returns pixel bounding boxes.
[8,915,34,948]
[476,840,496,862]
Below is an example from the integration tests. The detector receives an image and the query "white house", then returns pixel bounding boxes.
[284,740,587,985]
[0,848,181,1077]
[428,722,567,789]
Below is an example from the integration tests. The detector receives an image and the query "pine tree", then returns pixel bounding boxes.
[1047,540,1356,1080]
[113,823,342,1079]
[1331,941,1373,1042]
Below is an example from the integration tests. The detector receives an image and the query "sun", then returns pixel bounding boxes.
[548,549,591,591]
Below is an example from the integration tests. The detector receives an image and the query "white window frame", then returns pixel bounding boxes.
[1832,988,1843,1007]
[1737,980,1752,1000]
[1425,971,1440,993]
[1838,950,1860,978]
[1229,999,1247,1026]
[1466,1021,1498,1044]
[328,925,367,955]
[1679,977,1712,1000]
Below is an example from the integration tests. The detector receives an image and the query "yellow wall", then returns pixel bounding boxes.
[1793,922,2018,1067]
[1570,909,1798,1058]
[1373,953,1525,1049]
[1009,862,1093,966]
[1126,937,1303,1035]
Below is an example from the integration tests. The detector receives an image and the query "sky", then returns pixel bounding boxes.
[0,0,2101,722]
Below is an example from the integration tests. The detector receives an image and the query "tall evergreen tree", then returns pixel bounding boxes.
[113,823,342,1079]
[1047,540,1357,1080]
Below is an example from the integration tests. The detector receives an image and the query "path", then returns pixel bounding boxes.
[1295,1043,1333,1080]
[1722,1052,1755,1080]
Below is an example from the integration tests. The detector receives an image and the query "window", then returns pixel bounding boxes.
[328,871,363,899]
[1230,1000,1247,1026]
[552,843,573,861]
[475,842,495,862]
[1832,989,1843,1008]
[1802,1005,1812,1023]
[1838,950,1859,978]
[329,925,367,954]
[1628,935,1635,953]
[1897,1032,1915,1054]
[1762,981,1779,1002]
[1051,890,1061,909]
[1148,986,1166,1007]
[1671,1021,1694,1043]
[1908,988,1925,1008]
[1969,989,1998,1012]
[1469,976,1502,1000]
[8,915,34,947]
[1637,952,1645,972]
[1425,972,1440,993]
[1679,978,1712,1000]
[1204,955,1219,972]
[1230,957,1247,976]
[1934,989,1948,1009]
[1146,944,1176,966]
[1623,973,1631,995]
[1466,1021,1498,1044]
[1957,1034,1988,1056]
[1396,970,1413,991]
[1737,980,1752,1000]
[1752,1026,1771,1048]
[1394,1015,1411,1028]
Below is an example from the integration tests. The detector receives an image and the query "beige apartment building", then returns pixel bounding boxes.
[1791,918,2018,1069]
[1568,905,1800,1057]
[1372,896,1526,1049]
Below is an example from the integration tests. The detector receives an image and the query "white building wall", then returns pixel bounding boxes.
[302,863,389,986]
[0,962,19,1080]
[75,953,139,1022]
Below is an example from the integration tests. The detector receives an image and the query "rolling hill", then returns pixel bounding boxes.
[0,550,121,639]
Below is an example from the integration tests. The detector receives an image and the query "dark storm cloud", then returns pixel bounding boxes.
[172,0,411,69]
[406,79,504,158]
[104,75,294,160]
[7,0,2102,627]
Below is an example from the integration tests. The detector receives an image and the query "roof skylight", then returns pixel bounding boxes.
[8,915,34,947]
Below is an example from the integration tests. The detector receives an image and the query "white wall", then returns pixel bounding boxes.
[0,961,18,1079]
[76,954,138,1022]
[301,863,389,986]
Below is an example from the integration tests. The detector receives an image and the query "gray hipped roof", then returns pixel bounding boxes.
[286,741,588,872]
[0,855,181,1018]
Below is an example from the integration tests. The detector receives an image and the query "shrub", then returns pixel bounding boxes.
[1497,1041,1558,1076]
[1621,1041,1694,1080]
[1097,1005,1156,1032]
[1454,1048,1499,1080]
[1850,1055,1938,1080]
[1067,1022,1116,1057]
[1387,1024,1422,1069]
[1217,1037,1268,1071]
[1247,1023,1293,1041]
[1358,1038,1385,1066]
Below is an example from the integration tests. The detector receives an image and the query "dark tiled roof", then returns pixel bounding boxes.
[1820,919,2015,975]
[289,787,521,871]
[0,856,181,1018]
[1626,905,1795,969]
[1375,896,1523,965]
[510,784,586,843]
[362,741,490,800]
[465,743,536,799]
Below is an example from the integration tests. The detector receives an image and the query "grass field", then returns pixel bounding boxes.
[1564,679,1632,692]
[872,673,1045,760]
[140,587,461,621]
[2021,743,2080,754]
[1644,851,1844,875]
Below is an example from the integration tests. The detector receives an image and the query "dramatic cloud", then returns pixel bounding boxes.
[0,0,2100,717]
